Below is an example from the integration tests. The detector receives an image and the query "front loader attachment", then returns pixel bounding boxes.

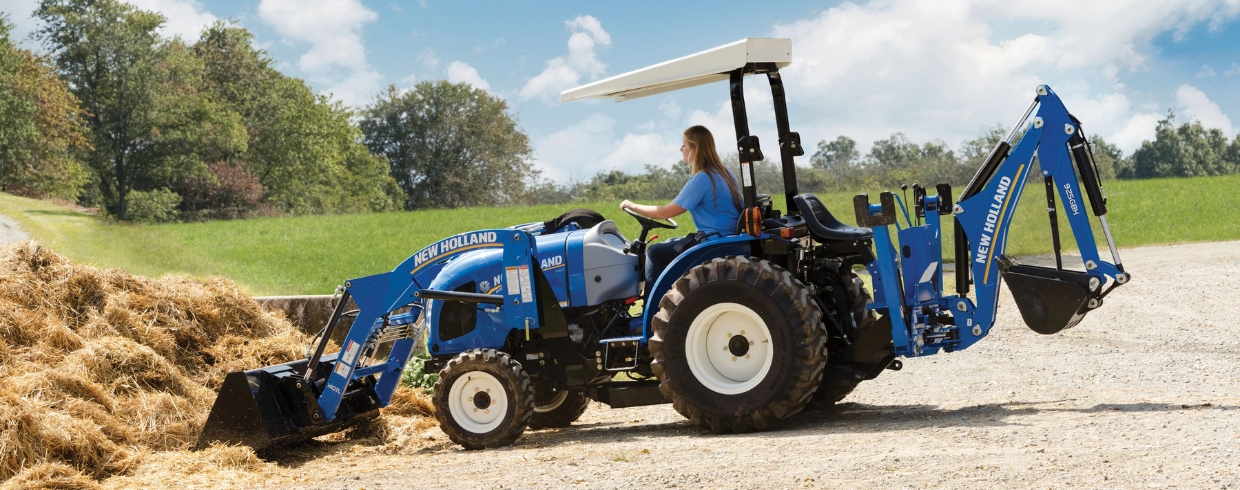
[1000,262,1095,335]
[195,356,383,451]
[197,228,536,452]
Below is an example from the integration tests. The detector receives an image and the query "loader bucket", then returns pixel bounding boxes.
[1000,263,1096,335]
[195,355,380,452]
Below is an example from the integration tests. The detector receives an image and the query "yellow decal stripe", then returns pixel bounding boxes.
[542,263,566,271]
[983,164,1025,285]
[409,243,502,275]
[485,284,502,294]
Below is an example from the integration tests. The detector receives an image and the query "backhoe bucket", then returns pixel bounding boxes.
[1000,263,1096,335]
[195,355,380,452]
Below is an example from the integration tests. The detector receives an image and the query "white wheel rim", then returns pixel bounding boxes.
[447,371,508,433]
[533,391,568,413]
[685,302,774,395]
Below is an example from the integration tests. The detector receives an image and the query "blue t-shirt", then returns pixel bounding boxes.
[673,170,741,237]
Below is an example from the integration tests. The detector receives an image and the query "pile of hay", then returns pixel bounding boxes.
[0,241,313,485]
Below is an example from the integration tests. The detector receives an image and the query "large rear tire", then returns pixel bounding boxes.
[433,348,533,450]
[528,389,590,430]
[650,256,827,433]
[811,267,876,407]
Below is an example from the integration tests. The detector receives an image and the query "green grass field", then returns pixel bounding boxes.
[4,174,1236,295]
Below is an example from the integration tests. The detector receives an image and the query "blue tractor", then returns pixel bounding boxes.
[197,39,1130,451]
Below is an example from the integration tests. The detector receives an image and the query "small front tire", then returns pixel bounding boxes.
[433,348,533,450]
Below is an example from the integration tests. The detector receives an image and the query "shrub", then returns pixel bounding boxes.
[126,189,181,224]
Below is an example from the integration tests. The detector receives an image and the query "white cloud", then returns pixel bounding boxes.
[768,0,1240,154]
[519,15,612,102]
[417,47,439,70]
[1196,64,1217,78]
[258,0,382,106]
[1176,84,1234,136]
[658,97,682,120]
[533,114,682,181]
[446,61,491,92]
[1225,63,1240,77]
[123,0,217,42]
[1069,92,1162,149]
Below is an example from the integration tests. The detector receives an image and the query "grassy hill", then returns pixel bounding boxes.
[3,174,1235,295]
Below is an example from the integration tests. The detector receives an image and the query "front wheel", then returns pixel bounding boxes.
[432,349,533,449]
[650,256,827,433]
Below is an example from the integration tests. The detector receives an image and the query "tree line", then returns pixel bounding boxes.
[2,0,1237,222]
[0,0,534,222]
[544,112,1240,204]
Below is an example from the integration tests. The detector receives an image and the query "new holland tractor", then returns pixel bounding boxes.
[197,38,1130,451]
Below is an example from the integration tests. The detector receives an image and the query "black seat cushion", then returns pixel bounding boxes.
[793,194,873,241]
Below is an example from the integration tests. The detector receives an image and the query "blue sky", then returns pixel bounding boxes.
[5,0,1239,181]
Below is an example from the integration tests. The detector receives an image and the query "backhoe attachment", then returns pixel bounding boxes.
[855,85,1130,358]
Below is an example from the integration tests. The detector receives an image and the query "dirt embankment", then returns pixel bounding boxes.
[299,241,1240,490]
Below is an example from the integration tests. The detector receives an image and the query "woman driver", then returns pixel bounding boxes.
[620,125,742,296]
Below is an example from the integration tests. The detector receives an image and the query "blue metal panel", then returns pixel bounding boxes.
[639,235,757,341]
[533,233,570,306]
[565,229,589,306]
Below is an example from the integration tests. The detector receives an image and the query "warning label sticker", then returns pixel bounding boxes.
[741,162,753,186]
[505,266,519,295]
[517,265,533,304]
[333,361,350,378]
[341,340,359,365]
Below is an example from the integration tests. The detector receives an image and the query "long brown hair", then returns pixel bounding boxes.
[683,125,742,210]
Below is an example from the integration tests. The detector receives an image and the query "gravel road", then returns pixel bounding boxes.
[0,214,29,245]
[295,241,1240,490]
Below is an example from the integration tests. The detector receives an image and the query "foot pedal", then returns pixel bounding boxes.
[599,336,641,371]
[999,257,1099,335]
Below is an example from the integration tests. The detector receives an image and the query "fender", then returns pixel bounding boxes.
[640,234,759,341]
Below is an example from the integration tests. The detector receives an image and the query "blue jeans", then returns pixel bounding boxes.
[644,233,713,298]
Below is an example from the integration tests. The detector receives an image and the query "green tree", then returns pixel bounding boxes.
[191,22,399,216]
[958,124,1005,170]
[1130,111,1233,178]
[360,82,535,209]
[1088,135,1124,181]
[0,14,88,199]
[810,136,859,173]
[35,0,244,217]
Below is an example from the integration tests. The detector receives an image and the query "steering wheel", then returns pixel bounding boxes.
[623,206,678,233]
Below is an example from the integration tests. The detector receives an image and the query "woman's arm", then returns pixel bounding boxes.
[620,200,686,220]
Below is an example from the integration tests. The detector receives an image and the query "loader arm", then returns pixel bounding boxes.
[856,85,1131,358]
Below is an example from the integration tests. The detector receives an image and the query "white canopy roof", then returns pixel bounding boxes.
[560,38,791,103]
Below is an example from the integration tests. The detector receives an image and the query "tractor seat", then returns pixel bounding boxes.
[793,194,873,241]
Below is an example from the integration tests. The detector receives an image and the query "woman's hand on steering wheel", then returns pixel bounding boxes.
[622,204,678,231]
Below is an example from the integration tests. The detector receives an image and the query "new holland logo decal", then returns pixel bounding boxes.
[410,231,501,274]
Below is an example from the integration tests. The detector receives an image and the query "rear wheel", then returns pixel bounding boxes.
[650,256,827,433]
[433,349,533,449]
[528,389,590,430]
